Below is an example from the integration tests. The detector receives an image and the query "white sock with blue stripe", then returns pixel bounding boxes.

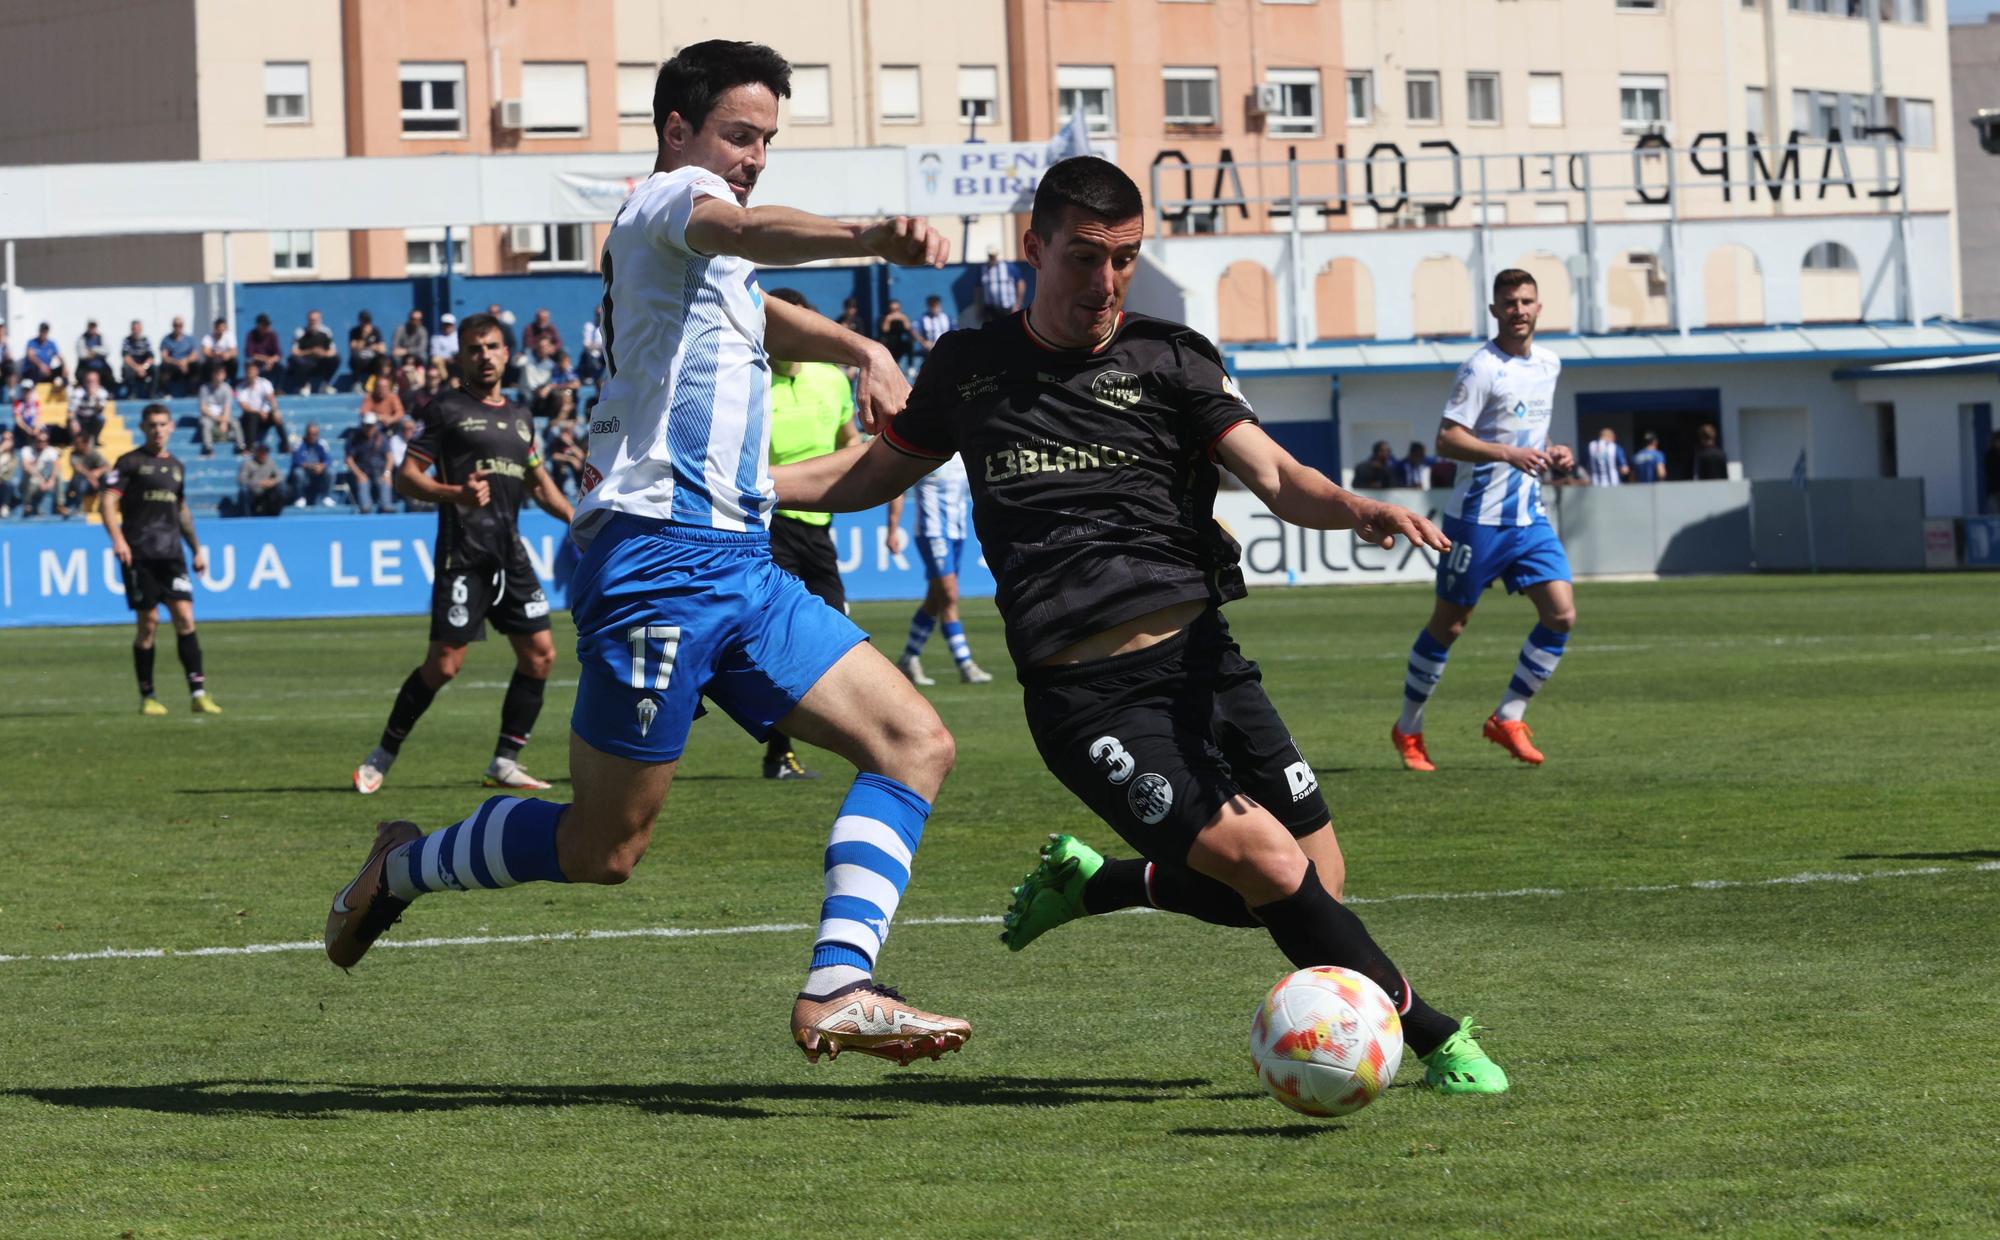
[942,620,975,668]
[1396,629,1452,734]
[805,773,930,996]
[384,795,569,901]
[902,609,936,661]
[1495,624,1569,722]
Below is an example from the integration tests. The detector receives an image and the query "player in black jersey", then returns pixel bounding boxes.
[354,313,575,795]
[775,157,1508,1093]
[103,403,223,716]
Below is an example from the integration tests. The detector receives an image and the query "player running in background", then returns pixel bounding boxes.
[326,41,970,1066]
[103,403,222,716]
[352,313,574,795]
[774,157,1506,1093]
[885,450,993,686]
[762,287,861,781]
[1391,270,1576,771]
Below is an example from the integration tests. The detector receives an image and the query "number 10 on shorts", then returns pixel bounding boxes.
[626,625,683,690]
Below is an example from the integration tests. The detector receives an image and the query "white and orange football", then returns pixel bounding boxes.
[1249,966,1404,1117]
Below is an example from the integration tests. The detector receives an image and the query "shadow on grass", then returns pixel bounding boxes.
[5,1074,1214,1123]
[1172,1124,1343,1139]
[1839,849,2000,863]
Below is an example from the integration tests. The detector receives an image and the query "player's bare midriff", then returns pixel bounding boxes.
[1038,599,1208,666]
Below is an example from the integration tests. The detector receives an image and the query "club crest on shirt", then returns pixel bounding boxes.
[516,419,533,443]
[1090,369,1142,410]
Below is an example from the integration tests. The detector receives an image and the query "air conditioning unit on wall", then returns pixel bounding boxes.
[507,224,547,253]
[1251,84,1284,115]
[497,99,525,130]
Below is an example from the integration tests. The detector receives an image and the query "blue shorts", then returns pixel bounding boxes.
[917,535,965,581]
[1435,514,1572,608]
[568,514,868,762]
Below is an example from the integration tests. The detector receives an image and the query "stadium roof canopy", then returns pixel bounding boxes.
[1226,322,2000,377]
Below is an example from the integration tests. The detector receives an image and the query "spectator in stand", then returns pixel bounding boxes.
[1392,441,1431,490]
[237,442,285,516]
[836,297,863,334]
[1631,431,1667,483]
[237,361,290,451]
[288,309,339,394]
[75,320,116,389]
[64,431,110,514]
[12,379,44,445]
[393,353,427,409]
[879,299,917,380]
[197,364,243,456]
[518,336,558,413]
[523,307,562,355]
[23,322,66,387]
[360,356,405,429]
[69,369,110,444]
[420,356,456,411]
[547,349,580,411]
[348,311,383,388]
[1985,431,2000,515]
[0,320,14,389]
[121,320,158,399]
[343,411,393,513]
[20,429,62,516]
[1693,422,1729,480]
[244,314,283,377]
[201,316,239,382]
[1350,439,1396,489]
[158,316,199,396]
[289,421,334,508]
[391,308,429,366]
[980,247,1025,322]
[544,420,587,498]
[1585,427,1629,487]
[429,312,459,362]
[578,308,606,387]
[0,428,16,517]
[486,302,523,385]
[917,295,951,357]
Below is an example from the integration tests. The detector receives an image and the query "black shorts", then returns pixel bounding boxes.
[122,556,194,611]
[1021,609,1331,865]
[430,540,553,643]
[769,513,847,612]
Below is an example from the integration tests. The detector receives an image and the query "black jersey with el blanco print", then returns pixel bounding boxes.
[406,389,542,571]
[105,449,187,561]
[885,311,1255,668]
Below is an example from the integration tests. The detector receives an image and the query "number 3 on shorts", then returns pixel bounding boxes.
[626,625,683,690]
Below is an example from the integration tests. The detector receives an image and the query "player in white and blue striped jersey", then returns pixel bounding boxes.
[886,454,994,685]
[324,41,971,1066]
[1390,269,1578,771]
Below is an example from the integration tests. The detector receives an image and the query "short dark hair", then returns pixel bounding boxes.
[654,40,791,139]
[1493,268,1538,300]
[456,312,504,350]
[766,287,812,312]
[141,402,172,423]
[1030,157,1144,240]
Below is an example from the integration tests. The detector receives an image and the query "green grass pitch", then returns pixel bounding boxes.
[3,573,1997,1237]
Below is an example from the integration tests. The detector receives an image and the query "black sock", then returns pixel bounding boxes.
[134,643,156,698]
[1250,861,1459,1057]
[1083,858,1261,928]
[495,670,547,762]
[765,733,790,763]
[175,631,205,694]
[381,668,440,756]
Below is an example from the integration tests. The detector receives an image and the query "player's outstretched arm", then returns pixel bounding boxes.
[526,463,574,526]
[1218,422,1450,553]
[1437,420,1548,475]
[685,200,949,269]
[765,297,908,434]
[772,436,935,515]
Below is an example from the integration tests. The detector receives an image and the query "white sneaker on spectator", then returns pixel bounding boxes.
[354,746,395,795]
[321,497,339,507]
[293,497,307,508]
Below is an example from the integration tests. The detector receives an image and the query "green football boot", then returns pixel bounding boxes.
[1421,1018,1510,1094]
[999,834,1104,952]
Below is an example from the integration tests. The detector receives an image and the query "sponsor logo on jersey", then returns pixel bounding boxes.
[1284,759,1319,802]
[1221,374,1251,406]
[1089,369,1142,410]
[170,575,193,594]
[590,416,620,436]
[447,604,470,628]
[524,591,550,620]
[1127,772,1173,825]
[956,373,1001,401]
[475,457,528,480]
[516,419,533,443]
[984,440,1142,483]
[581,463,603,492]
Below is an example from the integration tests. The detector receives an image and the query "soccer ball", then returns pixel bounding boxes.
[1249,966,1404,1117]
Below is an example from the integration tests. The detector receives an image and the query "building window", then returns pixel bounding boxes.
[1466,71,1500,125]
[879,65,921,123]
[265,62,309,124]
[1168,210,1222,236]
[959,65,999,123]
[1615,0,1663,8]
[617,63,655,125]
[1405,70,1441,124]
[1745,85,1765,139]
[1804,241,1858,270]
[1619,74,1668,131]
[1345,70,1373,124]
[404,228,468,277]
[271,231,315,275]
[1887,96,1935,148]
[790,65,832,124]
[1535,200,1570,223]
[1057,65,1116,136]
[1528,72,1563,126]
[400,62,466,137]
[1265,68,1322,137]
[526,222,590,271]
[521,62,588,137]
[1163,66,1220,127]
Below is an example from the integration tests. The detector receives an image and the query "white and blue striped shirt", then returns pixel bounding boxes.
[575,167,773,541]
[913,454,970,541]
[1585,437,1627,487]
[1442,340,1561,527]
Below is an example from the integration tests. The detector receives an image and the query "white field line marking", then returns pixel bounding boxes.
[3,862,1996,968]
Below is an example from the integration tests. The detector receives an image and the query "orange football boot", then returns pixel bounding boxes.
[1482,715,1544,765]
[1390,726,1436,772]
